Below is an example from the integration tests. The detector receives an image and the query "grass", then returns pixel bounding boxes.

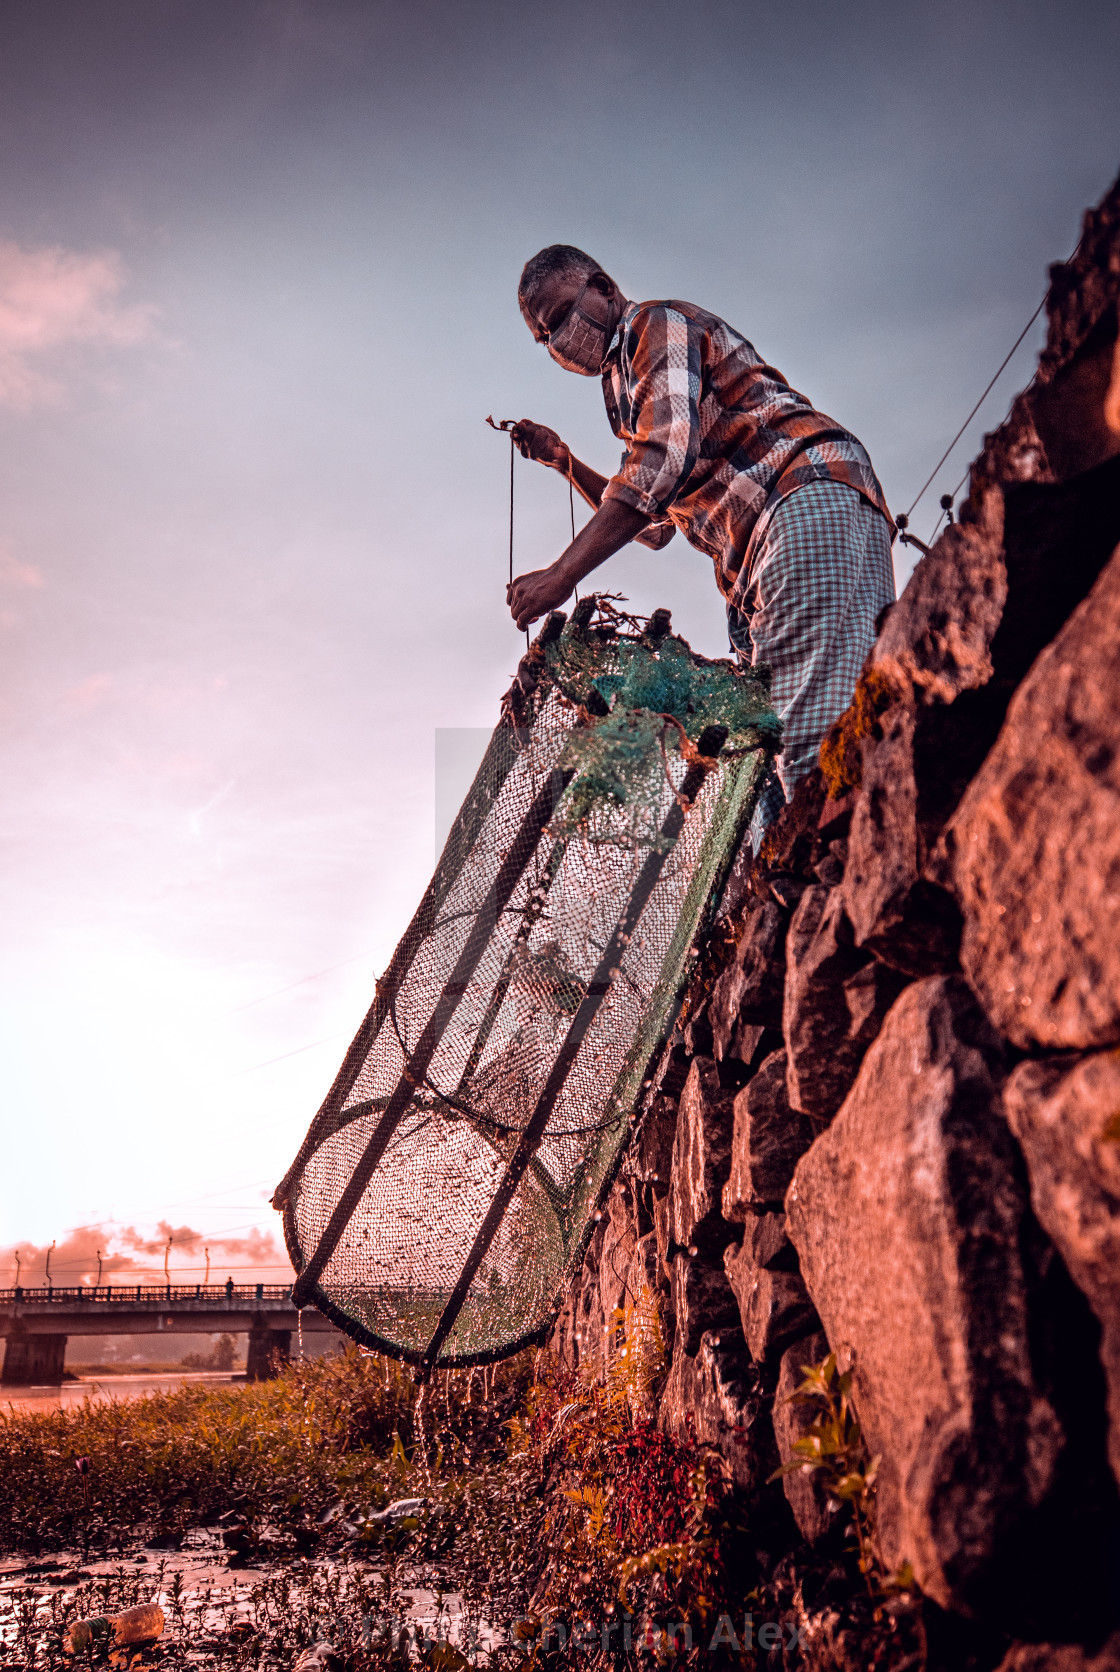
[0,1348,530,1558]
[0,1330,923,1669]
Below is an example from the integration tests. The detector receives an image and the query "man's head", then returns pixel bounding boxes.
[518,244,628,376]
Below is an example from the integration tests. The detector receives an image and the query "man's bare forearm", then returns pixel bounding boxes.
[564,452,609,514]
[507,497,651,629]
[555,495,651,586]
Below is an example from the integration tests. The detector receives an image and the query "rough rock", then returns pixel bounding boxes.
[721,1207,816,1363]
[670,1057,736,1254]
[634,1090,678,1189]
[599,1184,639,1324]
[669,1252,741,1356]
[652,1189,673,1277]
[785,976,1065,1621]
[723,1242,818,1364]
[871,501,1007,705]
[707,898,788,1051]
[1004,1051,1120,1484]
[932,540,1120,1050]
[1031,304,1120,481]
[739,1209,797,1272]
[627,1230,661,1301]
[783,887,908,1122]
[772,1330,837,1544]
[657,1328,780,1498]
[559,1219,608,1372]
[991,453,1120,694]
[841,701,965,975]
[996,1638,1120,1672]
[723,1051,815,1217]
[550,1270,582,1372]
[843,455,1120,981]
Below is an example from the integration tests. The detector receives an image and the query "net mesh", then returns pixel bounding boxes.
[275,599,778,1369]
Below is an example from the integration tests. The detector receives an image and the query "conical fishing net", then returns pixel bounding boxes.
[274,598,778,1370]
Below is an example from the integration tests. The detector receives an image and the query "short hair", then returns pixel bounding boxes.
[518,244,602,310]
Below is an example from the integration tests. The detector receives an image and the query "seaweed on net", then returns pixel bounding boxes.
[543,611,781,848]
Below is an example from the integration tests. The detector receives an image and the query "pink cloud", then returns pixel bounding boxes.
[2,1222,290,1286]
[61,672,115,713]
[0,241,157,408]
[0,547,44,590]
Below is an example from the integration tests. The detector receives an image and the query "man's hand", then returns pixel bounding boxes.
[507,498,654,633]
[507,564,573,632]
[510,419,570,471]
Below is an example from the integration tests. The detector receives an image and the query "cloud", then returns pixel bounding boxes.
[0,547,44,590]
[60,672,115,713]
[1,1222,290,1286]
[0,241,157,408]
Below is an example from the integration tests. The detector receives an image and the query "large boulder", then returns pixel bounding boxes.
[670,1057,736,1255]
[723,1051,815,1218]
[783,886,908,1122]
[1004,1050,1120,1486]
[785,976,1066,1622]
[843,457,1120,984]
[932,540,1120,1050]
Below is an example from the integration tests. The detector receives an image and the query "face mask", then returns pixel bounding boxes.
[545,281,615,376]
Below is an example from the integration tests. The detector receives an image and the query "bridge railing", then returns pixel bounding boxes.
[0,1284,294,1305]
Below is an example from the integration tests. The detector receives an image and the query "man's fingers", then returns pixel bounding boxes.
[510,419,563,467]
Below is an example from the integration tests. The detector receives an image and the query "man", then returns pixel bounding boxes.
[507,244,895,833]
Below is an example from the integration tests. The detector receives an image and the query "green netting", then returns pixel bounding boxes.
[274,598,778,1369]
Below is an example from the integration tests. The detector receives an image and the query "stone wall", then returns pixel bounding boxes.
[548,171,1120,1668]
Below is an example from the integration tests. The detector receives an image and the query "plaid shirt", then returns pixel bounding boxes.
[600,300,892,601]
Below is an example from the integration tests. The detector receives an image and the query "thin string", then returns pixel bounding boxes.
[568,452,578,604]
[903,294,1047,522]
[903,232,1083,526]
[508,432,529,650]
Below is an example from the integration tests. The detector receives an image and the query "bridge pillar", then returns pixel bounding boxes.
[246,1326,290,1381]
[2,1334,68,1386]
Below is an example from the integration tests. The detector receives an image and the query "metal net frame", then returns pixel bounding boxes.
[274,598,778,1372]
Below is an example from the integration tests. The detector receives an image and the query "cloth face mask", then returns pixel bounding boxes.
[546,281,612,376]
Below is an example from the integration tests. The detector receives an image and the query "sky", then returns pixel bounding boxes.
[1,0,1117,1285]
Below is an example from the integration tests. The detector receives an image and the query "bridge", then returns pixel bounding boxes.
[0,1283,339,1385]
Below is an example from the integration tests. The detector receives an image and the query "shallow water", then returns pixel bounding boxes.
[0,1371,243,1413]
[0,1530,497,1667]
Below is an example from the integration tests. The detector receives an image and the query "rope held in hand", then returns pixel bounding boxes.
[486,416,530,648]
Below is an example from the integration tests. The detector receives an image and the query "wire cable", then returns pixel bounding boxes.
[903,229,1085,530]
[903,293,1049,522]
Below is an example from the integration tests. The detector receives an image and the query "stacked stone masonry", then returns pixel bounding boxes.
[549,170,1120,1667]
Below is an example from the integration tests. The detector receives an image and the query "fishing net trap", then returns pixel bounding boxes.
[274,596,778,1372]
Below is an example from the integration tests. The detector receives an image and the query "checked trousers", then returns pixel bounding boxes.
[726,480,896,845]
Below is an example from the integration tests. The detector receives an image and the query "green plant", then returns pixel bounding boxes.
[771,1350,882,1583]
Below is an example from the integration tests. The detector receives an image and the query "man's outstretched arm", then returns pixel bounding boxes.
[507,496,651,630]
